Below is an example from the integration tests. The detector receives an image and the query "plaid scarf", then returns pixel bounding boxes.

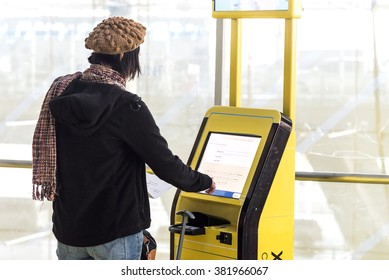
[32,64,126,201]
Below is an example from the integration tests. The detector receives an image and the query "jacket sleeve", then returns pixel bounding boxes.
[119,100,212,193]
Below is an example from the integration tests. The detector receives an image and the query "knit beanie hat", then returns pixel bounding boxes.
[85,16,146,55]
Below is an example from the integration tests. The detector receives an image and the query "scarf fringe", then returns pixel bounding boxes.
[32,183,55,201]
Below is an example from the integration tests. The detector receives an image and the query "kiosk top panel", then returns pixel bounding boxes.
[212,0,302,19]
[205,106,284,123]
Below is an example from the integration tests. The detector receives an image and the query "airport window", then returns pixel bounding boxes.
[1,0,389,260]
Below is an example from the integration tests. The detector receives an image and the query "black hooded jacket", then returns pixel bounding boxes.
[49,79,212,247]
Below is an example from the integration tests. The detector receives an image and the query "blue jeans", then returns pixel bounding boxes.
[56,231,143,260]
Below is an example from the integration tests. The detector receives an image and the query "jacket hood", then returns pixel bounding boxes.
[49,79,140,136]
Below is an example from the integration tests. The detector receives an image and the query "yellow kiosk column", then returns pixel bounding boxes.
[229,18,242,107]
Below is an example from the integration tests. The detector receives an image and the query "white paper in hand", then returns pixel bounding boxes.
[146,172,173,198]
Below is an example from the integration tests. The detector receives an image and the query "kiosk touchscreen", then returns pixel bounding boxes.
[170,106,295,260]
[212,0,302,19]
[214,0,289,12]
[197,132,261,199]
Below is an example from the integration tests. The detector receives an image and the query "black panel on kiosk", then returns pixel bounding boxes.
[196,132,261,200]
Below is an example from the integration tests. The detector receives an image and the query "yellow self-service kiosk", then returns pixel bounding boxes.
[169,0,302,260]
[170,106,294,260]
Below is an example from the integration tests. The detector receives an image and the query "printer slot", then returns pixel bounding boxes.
[169,212,230,236]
